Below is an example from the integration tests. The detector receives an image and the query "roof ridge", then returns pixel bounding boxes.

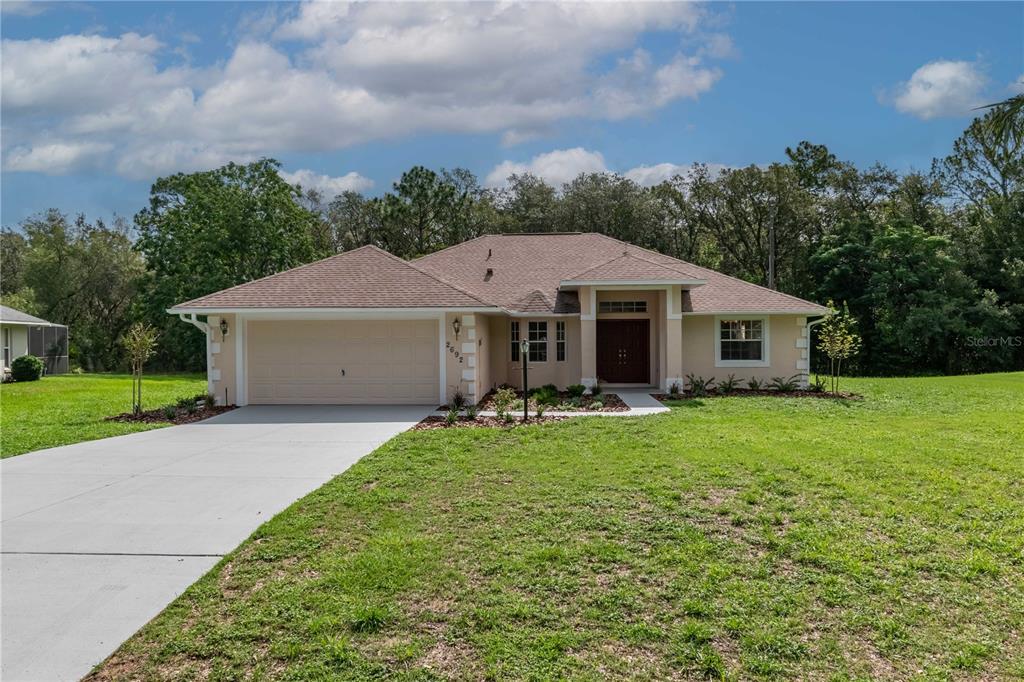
[411,233,492,263]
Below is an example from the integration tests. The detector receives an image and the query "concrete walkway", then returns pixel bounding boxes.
[0,405,432,682]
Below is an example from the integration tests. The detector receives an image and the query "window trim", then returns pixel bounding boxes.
[527,320,548,363]
[510,320,520,362]
[714,315,770,367]
[2,328,9,368]
[556,321,566,362]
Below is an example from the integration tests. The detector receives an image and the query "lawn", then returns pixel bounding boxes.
[92,373,1023,681]
[1,373,206,458]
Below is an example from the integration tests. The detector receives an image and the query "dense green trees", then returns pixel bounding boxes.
[2,106,1020,375]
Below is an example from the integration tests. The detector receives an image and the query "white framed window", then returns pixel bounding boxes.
[715,316,770,367]
[510,320,520,362]
[556,321,566,362]
[599,300,647,313]
[2,328,10,368]
[528,321,548,362]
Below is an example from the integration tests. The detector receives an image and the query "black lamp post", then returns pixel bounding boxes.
[520,338,530,421]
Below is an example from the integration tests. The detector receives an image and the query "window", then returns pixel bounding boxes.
[556,321,566,362]
[716,317,768,366]
[510,320,520,361]
[599,300,647,313]
[2,328,9,368]
[528,321,548,362]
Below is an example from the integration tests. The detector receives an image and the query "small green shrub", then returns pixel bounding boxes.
[588,400,604,410]
[465,403,479,419]
[541,383,558,394]
[71,366,85,375]
[535,403,547,418]
[718,374,740,394]
[668,381,682,397]
[493,387,516,420]
[511,398,524,412]
[769,375,801,392]
[10,355,44,382]
[445,408,459,425]
[566,384,586,398]
[589,382,603,397]
[534,387,559,406]
[162,405,178,420]
[747,377,763,390]
[185,401,198,415]
[685,373,716,397]
[809,375,827,393]
[176,396,195,409]
[203,393,217,409]
[569,396,583,408]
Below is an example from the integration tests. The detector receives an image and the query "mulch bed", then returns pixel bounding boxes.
[413,415,571,430]
[458,389,629,413]
[106,405,237,425]
[652,389,862,401]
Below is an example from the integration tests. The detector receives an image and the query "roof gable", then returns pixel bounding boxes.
[172,245,491,310]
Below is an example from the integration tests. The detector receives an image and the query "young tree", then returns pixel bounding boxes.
[122,323,158,414]
[817,300,861,394]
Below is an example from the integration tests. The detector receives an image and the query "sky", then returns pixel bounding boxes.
[1,1,1022,226]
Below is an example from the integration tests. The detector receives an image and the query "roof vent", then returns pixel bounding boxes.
[487,248,492,259]
[485,268,494,281]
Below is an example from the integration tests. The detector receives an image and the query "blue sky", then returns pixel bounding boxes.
[2,1,1021,226]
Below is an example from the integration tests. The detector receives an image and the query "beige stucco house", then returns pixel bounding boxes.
[170,233,829,406]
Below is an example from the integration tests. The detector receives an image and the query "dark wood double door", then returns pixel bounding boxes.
[597,319,650,384]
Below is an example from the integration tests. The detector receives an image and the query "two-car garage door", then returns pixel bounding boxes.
[247,320,438,404]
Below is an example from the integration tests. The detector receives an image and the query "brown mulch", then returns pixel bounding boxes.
[413,415,570,430]
[460,388,628,412]
[105,405,237,425]
[652,389,862,401]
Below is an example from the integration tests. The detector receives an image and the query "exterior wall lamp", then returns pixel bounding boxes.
[452,317,462,339]
[219,318,229,339]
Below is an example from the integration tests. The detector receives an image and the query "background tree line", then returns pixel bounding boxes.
[2,106,1021,375]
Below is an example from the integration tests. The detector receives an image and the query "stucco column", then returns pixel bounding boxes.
[579,286,597,388]
[664,286,684,391]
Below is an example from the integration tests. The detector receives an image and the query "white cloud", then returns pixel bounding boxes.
[1,1,50,16]
[3,141,112,174]
[485,148,608,188]
[623,163,690,186]
[1009,74,1024,95]
[888,60,987,119]
[1,2,731,178]
[279,168,374,198]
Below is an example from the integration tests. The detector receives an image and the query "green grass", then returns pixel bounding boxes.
[92,374,1023,680]
[1,373,206,458]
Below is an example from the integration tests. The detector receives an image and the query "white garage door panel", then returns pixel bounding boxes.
[247,320,438,404]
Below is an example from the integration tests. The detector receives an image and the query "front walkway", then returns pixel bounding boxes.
[0,405,432,682]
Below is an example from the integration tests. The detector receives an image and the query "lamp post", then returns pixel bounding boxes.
[520,338,530,421]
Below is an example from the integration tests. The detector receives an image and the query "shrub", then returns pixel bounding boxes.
[534,386,559,406]
[203,393,217,409]
[668,381,682,397]
[493,387,516,420]
[535,402,547,418]
[809,375,827,393]
[588,400,604,410]
[162,405,178,420]
[185,401,198,415]
[445,408,459,425]
[718,374,740,394]
[71,366,85,375]
[10,355,44,382]
[569,396,583,408]
[589,382,603,397]
[465,403,479,419]
[747,377,763,390]
[769,375,801,392]
[450,389,466,410]
[176,396,195,409]
[566,384,586,398]
[685,373,716,397]
[511,398,524,412]
[541,383,558,394]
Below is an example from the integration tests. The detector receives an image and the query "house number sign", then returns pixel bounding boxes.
[445,341,464,363]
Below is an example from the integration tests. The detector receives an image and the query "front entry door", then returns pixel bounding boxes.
[597,320,650,383]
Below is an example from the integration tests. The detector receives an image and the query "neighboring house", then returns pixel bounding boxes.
[0,305,70,375]
[170,233,829,406]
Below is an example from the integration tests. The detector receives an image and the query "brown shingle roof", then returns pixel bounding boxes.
[415,233,828,315]
[171,233,828,315]
[171,245,491,310]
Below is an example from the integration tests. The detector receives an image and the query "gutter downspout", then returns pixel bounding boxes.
[178,313,213,396]
[805,316,827,386]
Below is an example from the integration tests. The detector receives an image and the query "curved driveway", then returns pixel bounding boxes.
[1,404,431,682]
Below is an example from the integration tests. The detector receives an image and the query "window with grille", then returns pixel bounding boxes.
[556,321,566,361]
[718,319,765,362]
[598,301,647,313]
[510,320,520,361]
[528,321,548,362]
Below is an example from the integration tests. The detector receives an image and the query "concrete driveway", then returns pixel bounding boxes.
[1,404,431,682]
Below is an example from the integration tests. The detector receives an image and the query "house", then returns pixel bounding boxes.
[169,233,829,405]
[0,305,70,375]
